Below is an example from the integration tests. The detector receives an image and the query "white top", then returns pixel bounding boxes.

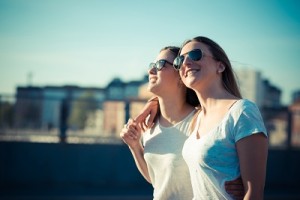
[143,110,195,200]
[182,99,267,200]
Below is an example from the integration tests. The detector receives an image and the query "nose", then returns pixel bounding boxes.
[182,55,193,67]
[148,66,157,75]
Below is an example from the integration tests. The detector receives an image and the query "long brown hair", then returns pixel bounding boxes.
[180,36,242,133]
[180,36,242,98]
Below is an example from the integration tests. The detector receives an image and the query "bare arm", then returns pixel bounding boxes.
[120,119,151,183]
[128,141,151,183]
[134,97,159,131]
[236,133,268,200]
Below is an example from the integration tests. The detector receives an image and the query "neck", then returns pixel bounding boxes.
[195,85,237,114]
[158,95,194,126]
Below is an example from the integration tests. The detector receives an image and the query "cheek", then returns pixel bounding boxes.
[179,70,188,84]
[159,72,173,83]
[179,69,185,79]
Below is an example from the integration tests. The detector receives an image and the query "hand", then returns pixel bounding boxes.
[120,118,142,149]
[225,177,245,200]
[134,97,159,131]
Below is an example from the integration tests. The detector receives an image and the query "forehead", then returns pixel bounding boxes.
[180,41,210,55]
[155,49,174,61]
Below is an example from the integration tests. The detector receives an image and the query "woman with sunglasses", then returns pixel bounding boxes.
[120,46,198,200]
[121,46,245,200]
[137,36,268,200]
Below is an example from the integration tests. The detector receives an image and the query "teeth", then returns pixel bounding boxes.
[149,77,157,83]
[186,70,199,77]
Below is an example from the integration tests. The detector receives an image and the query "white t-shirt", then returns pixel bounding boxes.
[182,99,267,200]
[143,110,195,200]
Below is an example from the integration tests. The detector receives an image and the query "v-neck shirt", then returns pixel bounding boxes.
[182,99,267,200]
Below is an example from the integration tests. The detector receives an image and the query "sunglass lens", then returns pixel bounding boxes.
[149,63,155,69]
[189,49,202,61]
[157,60,165,70]
[173,56,183,70]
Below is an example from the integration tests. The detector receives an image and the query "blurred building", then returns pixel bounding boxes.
[106,76,148,100]
[292,90,300,102]
[102,99,149,137]
[13,75,149,138]
[15,87,44,129]
[262,106,289,148]
[262,80,281,108]
[234,68,295,148]
[15,86,106,133]
[11,70,300,148]
[235,68,264,107]
[102,76,149,136]
[289,99,300,146]
[235,68,282,108]
[103,100,126,137]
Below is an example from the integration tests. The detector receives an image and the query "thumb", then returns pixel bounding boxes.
[127,118,135,124]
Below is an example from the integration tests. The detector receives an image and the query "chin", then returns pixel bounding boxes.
[183,77,197,89]
[148,85,159,94]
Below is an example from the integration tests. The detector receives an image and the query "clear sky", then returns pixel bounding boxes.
[0,0,299,105]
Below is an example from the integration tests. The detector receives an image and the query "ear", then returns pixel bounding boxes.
[217,63,225,74]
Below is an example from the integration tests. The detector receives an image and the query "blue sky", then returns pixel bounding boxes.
[0,0,299,105]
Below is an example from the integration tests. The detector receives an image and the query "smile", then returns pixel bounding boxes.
[185,69,200,77]
[149,77,157,82]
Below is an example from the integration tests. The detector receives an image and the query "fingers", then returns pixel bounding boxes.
[134,111,147,124]
[225,182,244,190]
[146,112,155,128]
[126,118,134,128]
[226,191,244,200]
[225,177,244,189]
[140,121,148,132]
[225,188,245,200]
[135,113,150,132]
[120,128,135,140]
[228,177,243,184]
[225,177,245,199]
[134,99,159,129]
[121,118,139,140]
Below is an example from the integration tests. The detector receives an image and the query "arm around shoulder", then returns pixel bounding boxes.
[134,96,159,130]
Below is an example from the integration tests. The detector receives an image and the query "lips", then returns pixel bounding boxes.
[185,69,200,77]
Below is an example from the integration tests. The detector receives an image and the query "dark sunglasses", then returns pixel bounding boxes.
[173,49,204,70]
[149,59,173,71]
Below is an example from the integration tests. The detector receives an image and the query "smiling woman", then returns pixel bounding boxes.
[133,36,270,200]
[120,44,246,200]
[120,46,198,200]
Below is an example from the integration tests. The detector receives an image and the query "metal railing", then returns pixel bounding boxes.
[0,94,129,144]
[1,93,299,148]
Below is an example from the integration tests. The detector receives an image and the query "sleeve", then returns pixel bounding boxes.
[233,100,268,142]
